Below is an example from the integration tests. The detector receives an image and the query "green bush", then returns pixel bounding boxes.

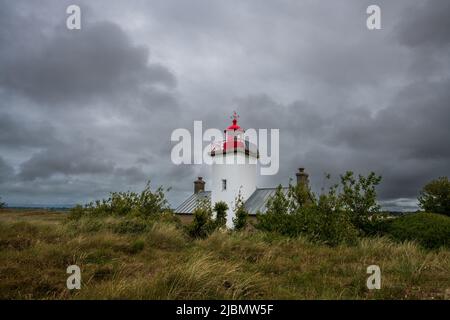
[188,199,214,238]
[213,201,228,229]
[339,171,382,234]
[233,192,248,231]
[256,192,358,246]
[255,172,381,245]
[386,213,450,249]
[68,181,171,219]
[418,177,450,217]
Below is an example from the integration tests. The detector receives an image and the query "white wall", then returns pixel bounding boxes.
[210,152,257,228]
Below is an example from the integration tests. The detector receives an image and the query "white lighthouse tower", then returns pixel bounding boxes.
[209,112,259,228]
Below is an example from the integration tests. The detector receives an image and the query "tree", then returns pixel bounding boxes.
[255,185,290,235]
[188,198,213,238]
[213,201,228,229]
[0,196,5,209]
[68,181,171,219]
[288,179,315,211]
[266,185,289,215]
[418,177,450,216]
[256,171,382,243]
[233,191,248,231]
[339,171,382,234]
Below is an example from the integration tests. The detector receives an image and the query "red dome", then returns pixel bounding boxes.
[227,119,241,130]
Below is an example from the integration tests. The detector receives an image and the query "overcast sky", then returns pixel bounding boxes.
[0,0,449,210]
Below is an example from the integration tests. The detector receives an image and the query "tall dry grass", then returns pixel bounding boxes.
[0,211,449,300]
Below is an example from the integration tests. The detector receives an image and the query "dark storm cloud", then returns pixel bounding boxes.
[396,0,450,48]
[0,0,449,210]
[231,77,450,201]
[331,79,450,160]
[0,157,14,183]
[18,140,115,180]
[0,113,57,148]
[0,1,182,205]
[17,139,151,183]
[0,21,176,105]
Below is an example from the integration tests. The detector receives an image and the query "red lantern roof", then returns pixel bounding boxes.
[227,111,241,130]
[208,112,259,158]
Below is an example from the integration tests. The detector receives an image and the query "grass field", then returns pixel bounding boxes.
[0,209,449,300]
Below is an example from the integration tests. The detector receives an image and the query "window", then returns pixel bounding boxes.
[222,179,227,191]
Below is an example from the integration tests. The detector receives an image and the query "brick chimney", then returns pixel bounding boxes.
[296,168,309,187]
[194,177,205,194]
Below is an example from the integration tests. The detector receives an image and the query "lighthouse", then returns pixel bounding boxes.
[175,113,311,228]
[209,112,259,228]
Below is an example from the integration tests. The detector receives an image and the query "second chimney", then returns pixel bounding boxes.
[194,177,205,194]
[296,168,309,187]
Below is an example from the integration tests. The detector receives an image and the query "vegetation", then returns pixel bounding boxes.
[232,192,248,231]
[69,181,171,220]
[418,177,450,217]
[0,197,5,209]
[1,173,449,299]
[256,172,381,245]
[385,213,450,249]
[0,209,449,300]
[213,201,228,229]
[187,199,214,239]
[339,172,382,234]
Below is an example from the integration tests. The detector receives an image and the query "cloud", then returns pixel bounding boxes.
[0,157,14,183]
[330,79,450,161]
[0,113,57,148]
[0,21,176,106]
[17,139,152,184]
[0,0,449,210]
[395,0,450,48]
[231,80,450,201]
[18,140,115,181]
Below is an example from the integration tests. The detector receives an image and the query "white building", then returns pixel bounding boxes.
[175,113,309,228]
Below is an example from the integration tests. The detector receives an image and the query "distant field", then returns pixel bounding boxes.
[0,209,449,300]
[0,209,66,224]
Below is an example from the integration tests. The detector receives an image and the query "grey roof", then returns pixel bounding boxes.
[175,187,288,215]
[244,187,289,215]
[174,191,211,214]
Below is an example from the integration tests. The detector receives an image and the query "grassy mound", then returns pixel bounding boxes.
[386,213,450,249]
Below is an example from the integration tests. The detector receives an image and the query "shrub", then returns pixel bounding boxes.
[213,201,228,229]
[266,185,289,215]
[315,193,359,245]
[68,181,171,219]
[256,193,358,246]
[418,177,450,217]
[255,185,291,235]
[386,212,450,249]
[233,192,248,231]
[112,218,149,234]
[188,199,214,238]
[68,204,84,220]
[256,172,380,245]
[339,171,382,234]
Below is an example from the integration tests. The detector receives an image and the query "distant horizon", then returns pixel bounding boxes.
[3,202,419,213]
